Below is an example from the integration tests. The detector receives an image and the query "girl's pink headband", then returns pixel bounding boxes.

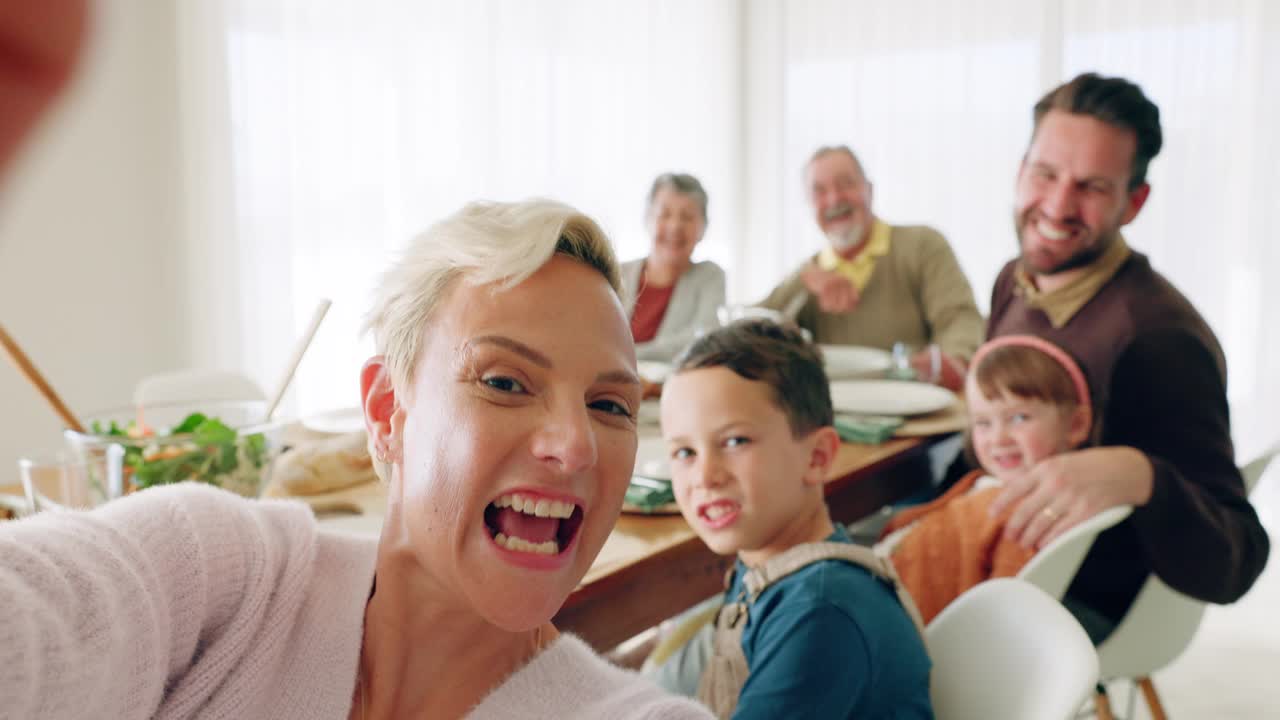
[969,335,1092,431]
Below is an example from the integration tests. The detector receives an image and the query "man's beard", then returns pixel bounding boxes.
[826,218,867,253]
[1015,210,1120,276]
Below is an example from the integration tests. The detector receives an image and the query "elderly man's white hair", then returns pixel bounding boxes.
[365,198,621,397]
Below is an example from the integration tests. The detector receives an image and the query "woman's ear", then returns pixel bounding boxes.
[803,426,842,487]
[361,356,402,466]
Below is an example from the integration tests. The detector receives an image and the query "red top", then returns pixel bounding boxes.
[630,269,676,343]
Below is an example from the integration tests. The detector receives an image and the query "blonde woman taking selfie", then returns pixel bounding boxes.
[0,199,710,720]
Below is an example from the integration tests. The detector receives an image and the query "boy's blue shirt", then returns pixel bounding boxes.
[725,525,934,719]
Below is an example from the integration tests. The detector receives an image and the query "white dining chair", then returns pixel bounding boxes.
[1019,447,1277,720]
[925,578,1098,720]
[133,368,266,408]
[1086,447,1278,720]
[1017,505,1132,600]
[1241,445,1278,495]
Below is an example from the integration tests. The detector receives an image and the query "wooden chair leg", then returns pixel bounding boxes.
[1094,685,1115,720]
[1138,676,1168,720]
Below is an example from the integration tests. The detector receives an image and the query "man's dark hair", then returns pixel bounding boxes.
[672,319,833,437]
[1033,72,1163,190]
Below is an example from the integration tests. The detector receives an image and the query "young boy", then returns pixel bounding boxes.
[659,319,933,719]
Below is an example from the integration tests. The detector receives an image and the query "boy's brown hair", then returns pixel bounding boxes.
[672,319,833,437]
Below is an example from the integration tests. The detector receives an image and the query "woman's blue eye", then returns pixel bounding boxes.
[672,447,693,460]
[1010,412,1029,424]
[484,376,525,393]
[590,399,633,418]
[725,436,750,448]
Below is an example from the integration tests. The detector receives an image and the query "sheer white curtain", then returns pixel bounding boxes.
[1056,0,1280,457]
[184,0,1278,454]
[741,0,1043,310]
[752,0,1280,457]
[179,0,742,416]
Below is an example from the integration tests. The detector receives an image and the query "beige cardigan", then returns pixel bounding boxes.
[759,224,983,360]
[620,258,726,362]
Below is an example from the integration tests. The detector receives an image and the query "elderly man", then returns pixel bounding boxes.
[984,73,1269,643]
[758,146,983,389]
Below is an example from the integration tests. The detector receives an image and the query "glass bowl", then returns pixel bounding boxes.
[64,400,286,501]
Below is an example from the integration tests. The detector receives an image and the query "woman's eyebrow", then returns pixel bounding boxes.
[468,335,640,387]
[468,335,552,368]
[596,369,642,387]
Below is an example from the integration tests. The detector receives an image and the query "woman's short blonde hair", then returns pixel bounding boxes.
[365,199,622,396]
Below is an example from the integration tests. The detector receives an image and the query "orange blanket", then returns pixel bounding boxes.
[880,470,1035,624]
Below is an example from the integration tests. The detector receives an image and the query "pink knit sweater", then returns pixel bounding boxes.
[0,484,710,719]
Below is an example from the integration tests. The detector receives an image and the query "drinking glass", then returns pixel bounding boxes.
[17,444,124,513]
[890,342,943,384]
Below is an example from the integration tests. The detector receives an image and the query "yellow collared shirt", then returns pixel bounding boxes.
[1014,236,1132,328]
[817,220,892,292]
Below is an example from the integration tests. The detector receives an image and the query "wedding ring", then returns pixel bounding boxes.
[1041,506,1060,521]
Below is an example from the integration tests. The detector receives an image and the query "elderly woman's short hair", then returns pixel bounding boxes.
[647,172,709,224]
[365,199,621,395]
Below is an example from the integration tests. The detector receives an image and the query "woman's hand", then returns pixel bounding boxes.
[0,0,88,174]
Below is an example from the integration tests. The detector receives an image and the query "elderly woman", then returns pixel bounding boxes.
[0,200,711,719]
[623,173,726,363]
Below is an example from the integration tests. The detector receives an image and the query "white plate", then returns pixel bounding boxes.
[819,344,892,380]
[829,380,955,416]
[300,407,366,435]
[637,361,673,384]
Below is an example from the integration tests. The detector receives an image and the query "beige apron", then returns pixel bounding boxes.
[695,542,926,719]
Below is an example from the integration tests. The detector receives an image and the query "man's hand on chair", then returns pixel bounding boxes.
[990,446,1155,549]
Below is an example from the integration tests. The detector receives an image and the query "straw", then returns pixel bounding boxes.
[0,321,86,433]
[264,299,331,421]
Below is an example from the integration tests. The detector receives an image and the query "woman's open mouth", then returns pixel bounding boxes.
[483,491,584,557]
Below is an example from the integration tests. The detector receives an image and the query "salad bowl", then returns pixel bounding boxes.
[64,400,286,501]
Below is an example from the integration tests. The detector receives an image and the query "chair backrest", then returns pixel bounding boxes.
[133,369,266,407]
[1241,445,1277,494]
[1094,575,1206,680]
[926,578,1098,720]
[1094,449,1272,680]
[1017,505,1132,599]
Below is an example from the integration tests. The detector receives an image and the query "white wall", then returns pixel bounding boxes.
[0,2,185,478]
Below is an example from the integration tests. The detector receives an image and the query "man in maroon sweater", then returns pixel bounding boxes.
[983,73,1269,640]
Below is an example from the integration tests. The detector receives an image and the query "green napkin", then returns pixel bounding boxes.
[625,476,675,511]
[834,414,906,444]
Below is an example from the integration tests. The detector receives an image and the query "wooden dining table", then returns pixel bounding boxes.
[553,433,945,652]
